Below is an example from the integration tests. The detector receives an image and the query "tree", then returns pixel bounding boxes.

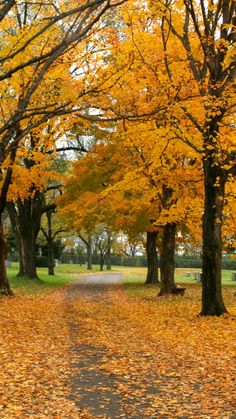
[145,231,159,284]
[119,237,145,258]
[77,232,93,270]
[159,223,176,295]
[82,1,235,313]
[58,126,201,294]
[69,5,203,293]
[94,225,115,271]
[40,208,66,276]
[0,0,127,295]
[57,139,158,279]
[7,192,45,279]
[157,0,236,314]
[6,140,63,279]
[7,123,88,280]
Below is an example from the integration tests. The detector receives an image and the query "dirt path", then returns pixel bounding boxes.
[65,273,160,418]
[64,273,236,419]
[66,273,126,418]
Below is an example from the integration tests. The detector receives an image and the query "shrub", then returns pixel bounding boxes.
[35,256,49,267]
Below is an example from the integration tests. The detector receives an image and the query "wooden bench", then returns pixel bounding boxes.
[172,286,186,296]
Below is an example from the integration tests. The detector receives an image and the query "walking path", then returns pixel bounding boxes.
[63,273,236,419]
[65,273,162,418]
[67,274,126,417]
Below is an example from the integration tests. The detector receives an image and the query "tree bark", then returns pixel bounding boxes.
[0,221,13,295]
[8,210,24,277]
[106,232,112,270]
[200,158,227,316]
[87,235,92,270]
[20,233,38,279]
[145,231,159,284]
[0,160,15,295]
[7,194,43,279]
[47,239,54,275]
[17,255,24,277]
[77,232,93,270]
[46,211,54,276]
[99,251,107,271]
[159,223,176,296]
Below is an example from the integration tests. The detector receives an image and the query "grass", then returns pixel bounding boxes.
[6,263,236,296]
[7,263,102,295]
[121,267,236,299]
[121,266,236,285]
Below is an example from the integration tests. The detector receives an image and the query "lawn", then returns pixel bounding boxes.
[122,266,236,285]
[6,263,101,295]
[6,263,236,297]
[121,267,236,315]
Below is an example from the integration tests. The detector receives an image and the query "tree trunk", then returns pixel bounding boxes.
[100,252,106,271]
[16,238,24,277]
[200,159,227,316]
[46,211,54,276]
[7,195,43,279]
[159,223,176,296]
[87,235,92,270]
[7,202,23,277]
[0,222,13,296]
[20,233,38,279]
[106,253,111,270]
[7,202,38,279]
[48,239,54,275]
[17,257,24,277]
[106,232,112,270]
[145,231,159,284]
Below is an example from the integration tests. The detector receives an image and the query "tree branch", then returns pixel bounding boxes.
[0,0,15,23]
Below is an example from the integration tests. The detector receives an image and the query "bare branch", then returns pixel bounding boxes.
[52,229,67,240]
[0,0,15,23]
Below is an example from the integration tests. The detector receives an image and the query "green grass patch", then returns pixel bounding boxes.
[123,268,236,299]
[123,268,236,286]
[7,263,103,295]
[174,268,236,286]
[6,263,236,296]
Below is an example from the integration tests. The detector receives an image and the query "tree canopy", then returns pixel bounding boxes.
[0,0,235,316]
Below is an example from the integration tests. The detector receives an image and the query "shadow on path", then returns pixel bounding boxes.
[65,273,127,417]
[65,273,159,418]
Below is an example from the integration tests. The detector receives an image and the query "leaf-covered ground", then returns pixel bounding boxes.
[0,275,235,418]
[0,289,78,418]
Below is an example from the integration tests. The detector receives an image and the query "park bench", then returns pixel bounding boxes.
[172,285,186,296]
[232,272,236,281]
